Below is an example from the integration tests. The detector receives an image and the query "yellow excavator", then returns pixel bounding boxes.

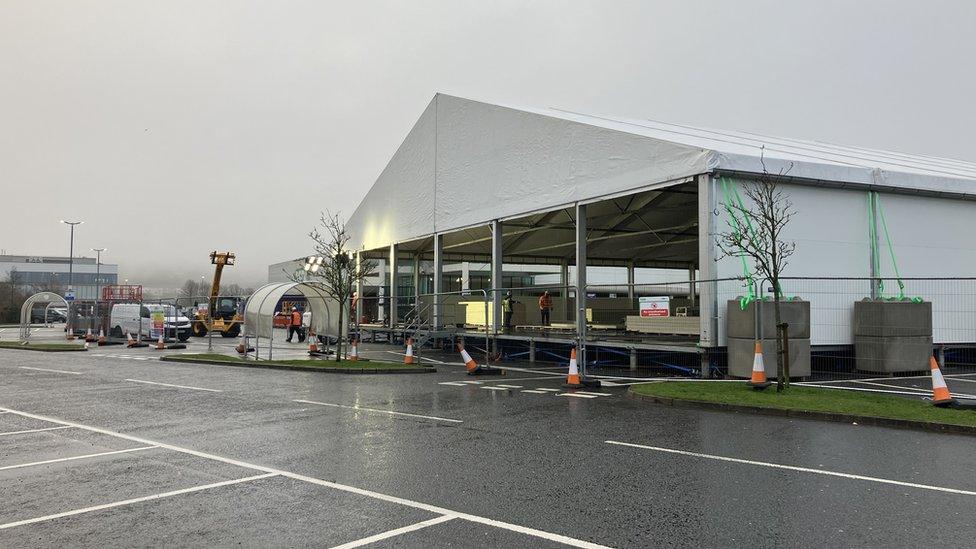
[190,251,244,338]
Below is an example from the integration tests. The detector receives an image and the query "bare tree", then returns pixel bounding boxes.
[716,149,797,391]
[306,210,376,362]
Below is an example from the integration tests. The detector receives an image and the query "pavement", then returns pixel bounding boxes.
[2,331,976,547]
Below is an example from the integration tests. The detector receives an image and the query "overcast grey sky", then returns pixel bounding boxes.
[2,0,973,287]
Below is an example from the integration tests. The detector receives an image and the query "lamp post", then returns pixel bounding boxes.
[91,248,107,296]
[59,220,83,292]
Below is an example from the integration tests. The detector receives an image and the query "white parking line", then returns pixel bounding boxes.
[124,379,222,393]
[0,426,72,437]
[459,380,483,385]
[557,393,598,399]
[481,386,511,391]
[19,366,83,375]
[329,515,457,549]
[0,445,158,472]
[521,390,548,394]
[0,472,276,530]
[535,388,561,392]
[294,399,463,424]
[495,384,523,389]
[438,382,468,386]
[575,391,613,396]
[605,440,976,497]
[0,406,609,549]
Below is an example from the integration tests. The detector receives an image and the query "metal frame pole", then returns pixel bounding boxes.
[575,203,588,378]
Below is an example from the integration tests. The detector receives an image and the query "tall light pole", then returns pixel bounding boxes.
[60,220,83,292]
[91,248,107,296]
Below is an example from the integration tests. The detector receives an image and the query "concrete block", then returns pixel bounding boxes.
[727,336,811,379]
[853,300,932,338]
[726,299,810,340]
[855,335,933,373]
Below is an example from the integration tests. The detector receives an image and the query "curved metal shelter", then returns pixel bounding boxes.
[19,292,68,340]
[244,282,341,359]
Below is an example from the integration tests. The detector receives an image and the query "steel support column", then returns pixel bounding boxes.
[355,252,364,324]
[491,220,503,332]
[389,244,398,327]
[575,203,588,375]
[697,174,718,348]
[433,234,443,328]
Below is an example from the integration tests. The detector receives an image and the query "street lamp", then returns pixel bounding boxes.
[91,248,107,297]
[60,220,83,292]
[304,256,326,280]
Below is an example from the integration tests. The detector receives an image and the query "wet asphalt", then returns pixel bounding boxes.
[1,336,976,548]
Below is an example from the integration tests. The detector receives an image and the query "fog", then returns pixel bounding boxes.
[2,0,973,287]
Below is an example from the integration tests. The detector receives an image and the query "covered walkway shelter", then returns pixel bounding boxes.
[344,94,976,374]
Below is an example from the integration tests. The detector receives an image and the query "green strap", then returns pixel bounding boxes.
[720,178,757,309]
[870,191,922,303]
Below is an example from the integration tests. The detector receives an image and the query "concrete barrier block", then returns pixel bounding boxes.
[853,300,932,338]
[726,300,810,340]
[727,336,811,379]
[855,335,933,373]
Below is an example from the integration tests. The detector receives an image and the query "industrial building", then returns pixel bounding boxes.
[279,94,976,373]
[0,254,118,301]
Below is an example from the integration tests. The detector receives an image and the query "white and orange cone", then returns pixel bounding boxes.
[566,347,582,386]
[459,342,478,373]
[126,332,136,347]
[155,332,165,350]
[308,330,319,354]
[748,341,771,389]
[404,338,415,364]
[349,338,359,361]
[97,327,106,345]
[236,333,247,354]
[930,356,956,407]
[85,328,95,342]
[66,324,75,341]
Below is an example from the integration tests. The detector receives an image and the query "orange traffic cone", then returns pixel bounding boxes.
[308,330,319,354]
[236,334,247,354]
[66,324,75,341]
[85,328,95,343]
[126,332,136,347]
[155,332,165,350]
[349,338,359,361]
[748,341,771,389]
[930,356,956,407]
[97,328,107,345]
[566,347,582,386]
[404,338,415,364]
[458,342,478,373]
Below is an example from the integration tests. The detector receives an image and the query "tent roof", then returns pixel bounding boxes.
[347,94,976,256]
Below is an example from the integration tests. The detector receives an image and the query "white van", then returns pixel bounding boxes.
[110,303,192,341]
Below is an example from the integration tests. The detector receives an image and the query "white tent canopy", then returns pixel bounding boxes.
[244,282,341,340]
[346,94,976,253]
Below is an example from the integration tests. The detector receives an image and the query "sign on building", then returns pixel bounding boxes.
[639,296,670,317]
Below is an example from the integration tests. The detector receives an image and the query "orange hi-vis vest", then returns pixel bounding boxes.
[291,311,302,326]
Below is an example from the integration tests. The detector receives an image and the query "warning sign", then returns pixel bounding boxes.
[639,296,670,317]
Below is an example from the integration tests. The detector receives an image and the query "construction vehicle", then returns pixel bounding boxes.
[190,251,244,338]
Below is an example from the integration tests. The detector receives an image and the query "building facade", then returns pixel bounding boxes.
[0,254,119,300]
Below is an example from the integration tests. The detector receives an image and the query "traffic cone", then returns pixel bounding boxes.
[155,333,165,350]
[97,328,107,345]
[236,333,247,354]
[404,338,415,364]
[66,324,75,341]
[930,356,956,407]
[85,328,95,342]
[308,330,319,354]
[748,341,771,389]
[349,338,359,361]
[566,347,582,386]
[126,332,135,347]
[458,342,478,373]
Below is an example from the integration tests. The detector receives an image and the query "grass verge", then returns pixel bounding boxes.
[0,340,87,352]
[161,353,434,373]
[630,381,976,429]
